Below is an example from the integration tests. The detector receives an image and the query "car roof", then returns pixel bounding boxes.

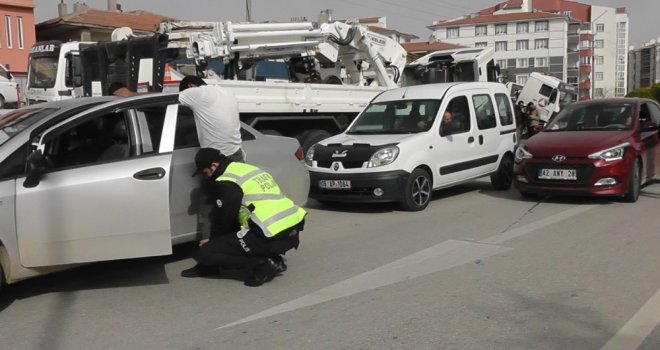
[374,82,508,102]
[572,97,652,106]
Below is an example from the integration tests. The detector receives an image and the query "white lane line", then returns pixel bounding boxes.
[600,288,660,350]
[215,240,511,330]
[479,205,597,245]
[215,204,596,330]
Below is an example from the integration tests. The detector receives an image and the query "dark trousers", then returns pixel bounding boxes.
[194,226,300,270]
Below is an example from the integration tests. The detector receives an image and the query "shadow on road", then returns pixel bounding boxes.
[0,242,198,311]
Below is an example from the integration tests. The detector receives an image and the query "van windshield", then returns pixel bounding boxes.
[28,57,59,89]
[347,99,441,135]
[0,108,58,146]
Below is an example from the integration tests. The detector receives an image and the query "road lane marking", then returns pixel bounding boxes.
[215,240,511,330]
[600,287,660,350]
[479,205,597,245]
[215,204,597,330]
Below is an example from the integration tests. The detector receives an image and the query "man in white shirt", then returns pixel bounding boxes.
[179,75,245,242]
[178,75,244,161]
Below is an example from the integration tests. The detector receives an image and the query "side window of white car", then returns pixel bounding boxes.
[495,93,514,126]
[134,105,167,154]
[0,144,28,180]
[43,111,132,170]
[440,96,471,136]
[472,94,497,130]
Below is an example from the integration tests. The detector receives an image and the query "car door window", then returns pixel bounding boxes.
[134,105,167,154]
[174,106,200,149]
[646,103,660,124]
[494,93,514,126]
[43,111,131,169]
[440,96,471,136]
[472,94,497,129]
[0,144,28,180]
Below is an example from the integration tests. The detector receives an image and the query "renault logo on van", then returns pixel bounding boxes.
[332,150,348,158]
[332,162,340,171]
[552,155,566,162]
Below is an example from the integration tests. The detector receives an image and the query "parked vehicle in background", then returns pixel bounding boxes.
[0,93,309,290]
[516,72,577,122]
[0,63,19,109]
[514,98,660,202]
[305,82,517,211]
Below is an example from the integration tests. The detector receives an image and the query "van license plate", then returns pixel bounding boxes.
[319,180,351,189]
[538,168,577,180]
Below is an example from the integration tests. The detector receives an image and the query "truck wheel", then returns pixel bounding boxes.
[298,129,332,153]
[490,154,514,190]
[400,168,432,211]
[623,159,641,203]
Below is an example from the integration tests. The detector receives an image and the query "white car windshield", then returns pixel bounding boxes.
[0,108,57,146]
[545,103,635,132]
[347,99,441,135]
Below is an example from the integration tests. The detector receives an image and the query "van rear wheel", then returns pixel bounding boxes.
[400,168,431,211]
[490,154,514,190]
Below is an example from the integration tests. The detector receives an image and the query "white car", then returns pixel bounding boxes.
[0,63,18,109]
[306,82,517,211]
[0,94,309,289]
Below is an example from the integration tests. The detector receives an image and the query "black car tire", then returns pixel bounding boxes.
[490,154,514,190]
[623,158,641,203]
[400,168,432,211]
[298,129,332,154]
[0,95,5,109]
[0,262,4,293]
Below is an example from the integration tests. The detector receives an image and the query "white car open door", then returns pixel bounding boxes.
[15,102,177,267]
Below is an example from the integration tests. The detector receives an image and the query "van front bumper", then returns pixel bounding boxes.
[309,170,410,203]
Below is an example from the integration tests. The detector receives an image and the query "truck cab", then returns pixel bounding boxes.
[26,41,89,105]
[516,72,577,122]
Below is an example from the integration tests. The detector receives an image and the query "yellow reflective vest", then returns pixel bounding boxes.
[215,162,306,237]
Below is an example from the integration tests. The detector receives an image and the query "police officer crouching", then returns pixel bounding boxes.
[181,148,307,287]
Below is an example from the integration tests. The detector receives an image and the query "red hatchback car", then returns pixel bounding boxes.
[514,98,659,202]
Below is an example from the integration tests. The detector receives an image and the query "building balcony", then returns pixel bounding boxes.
[579,80,591,90]
[579,64,592,74]
[579,33,594,41]
[579,48,593,57]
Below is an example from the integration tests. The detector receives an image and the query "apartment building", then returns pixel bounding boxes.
[428,0,629,99]
[0,0,37,78]
[628,40,660,92]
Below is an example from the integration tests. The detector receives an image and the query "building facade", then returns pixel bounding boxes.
[0,0,36,78]
[628,40,660,92]
[428,0,629,99]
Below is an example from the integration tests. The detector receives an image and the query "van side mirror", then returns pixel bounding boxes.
[24,150,47,188]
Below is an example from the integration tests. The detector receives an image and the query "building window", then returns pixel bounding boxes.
[567,77,578,84]
[516,75,529,85]
[475,25,487,36]
[447,27,460,38]
[594,88,604,97]
[596,23,604,32]
[580,40,591,48]
[496,59,507,69]
[535,38,549,49]
[564,11,573,18]
[516,40,529,51]
[495,24,508,35]
[535,21,549,32]
[17,16,23,49]
[535,57,548,67]
[495,41,507,52]
[516,22,529,33]
[580,56,591,65]
[594,40,604,48]
[595,72,604,81]
[595,56,604,65]
[4,16,12,49]
[475,42,488,47]
[517,58,529,68]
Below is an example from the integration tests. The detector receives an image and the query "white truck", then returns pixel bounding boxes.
[515,71,577,122]
[0,63,19,109]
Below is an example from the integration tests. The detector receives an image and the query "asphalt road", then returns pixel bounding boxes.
[1,179,659,350]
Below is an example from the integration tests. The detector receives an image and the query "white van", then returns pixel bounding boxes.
[0,63,18,109]
[516,72,577,121]
[305,82,517,211]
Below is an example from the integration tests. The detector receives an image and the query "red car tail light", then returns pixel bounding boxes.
[294,146,305,161]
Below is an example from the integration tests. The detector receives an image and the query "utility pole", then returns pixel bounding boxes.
[246,0,252,22]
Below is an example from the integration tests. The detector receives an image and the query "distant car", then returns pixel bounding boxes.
[0,94,309,289]
[306,82,518,211]
[514,98,660,201]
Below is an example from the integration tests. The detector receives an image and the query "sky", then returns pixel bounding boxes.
[33,0,658,47]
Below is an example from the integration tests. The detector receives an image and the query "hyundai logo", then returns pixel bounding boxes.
[332,150,348,158]
[552,155,566,162]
